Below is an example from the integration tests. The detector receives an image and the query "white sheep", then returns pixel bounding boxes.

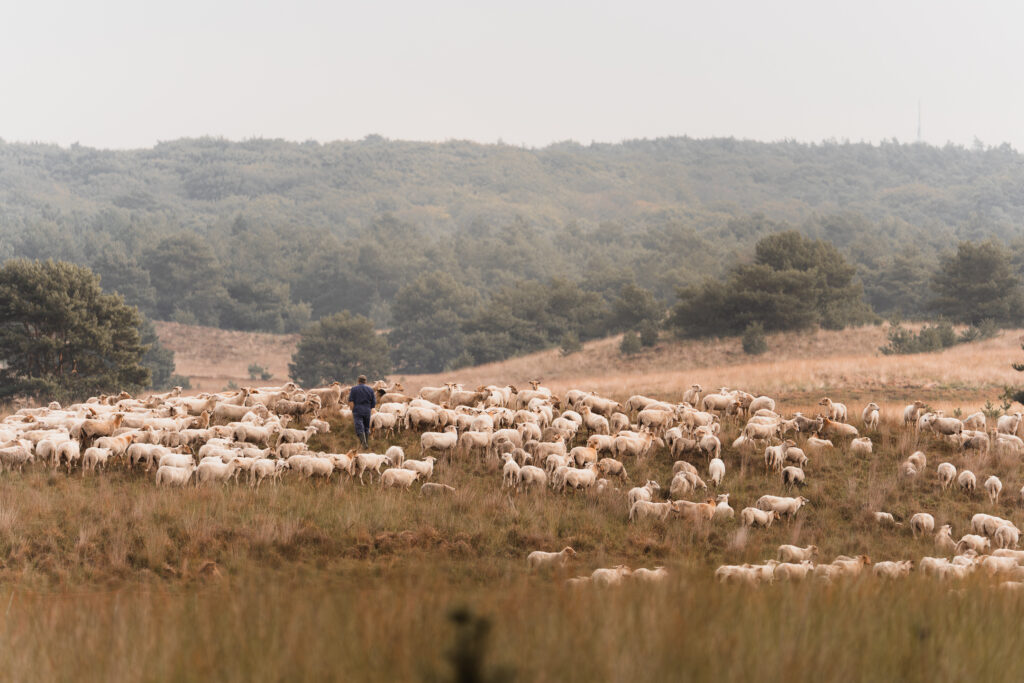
[994,524,1020,550]
[155,464,195,487]
[778,544,818,563]
[708,458,725,487]
[527,546,576,570]
[402,456,437,480]
[384,445,405,467]
[937,462,956,490]
[196,459,239,485]
[381,467,419,489]
[935,525,956,553]
[518,465,547,492]
[986,475,1003,505]
[873,560,914,579]
[502,453,522,489]
[909,512,935,538]
[755,495,809,519]
[420,482,456,496]
[741,507,778,528]
[862,402,880,430]
[354,453,391,484]
[782,466,805,488]
[956,534,991,554]
[631,567,668,582]
[849,437,872,456]
[629,500,674,522]
[713,494,734,521]
[82,446,112,474]
[591,565,632,587]
[957,470,977,494]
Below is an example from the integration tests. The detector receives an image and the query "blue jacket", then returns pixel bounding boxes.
[349,383,376,411]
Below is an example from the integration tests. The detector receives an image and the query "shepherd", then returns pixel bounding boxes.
[348,375,376,449]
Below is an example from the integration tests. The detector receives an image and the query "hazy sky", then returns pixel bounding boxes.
[1,1,1021,150]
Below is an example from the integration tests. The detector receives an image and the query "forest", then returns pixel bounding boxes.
[2,135,1024,373]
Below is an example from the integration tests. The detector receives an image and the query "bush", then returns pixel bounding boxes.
[638,321,659,347]
[168,374,192,390]
[289,311,392,386]
[559,332,583,356]
[957,319,1000,344]
[248,363,273,381]
[741,322,768,355]
[619,332,641,355]
[879,321,957,355]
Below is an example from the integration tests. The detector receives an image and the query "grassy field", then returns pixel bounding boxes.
[11,328,1024,681]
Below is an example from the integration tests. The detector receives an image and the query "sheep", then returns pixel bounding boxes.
[381,467,419,489]
[596,457,628,481]
[909,513,935,538]
[569,446,598,468]
[627,480,661,508]
[420,482,456,496]
[819,418,857,439]
[54,439,82,471]
[741,507,778,528]
[906,451,926,470]
[294,456,335,480]
[631,567,668,583]
[755,495,809,519]
[629,500,675,522]
[682,384,702,406]
[713,494,734,521]
[370,412,399,438]
[591,565,633,587]
[774,561,815,582]
[970,513,1017,538]
[196,459,239,486]
[420,426,459,459]
[995,524,1021,550]
[849,437,873,456]
[903,401,927,425]
[384,445,405,468]
[873,560,914,579]
[804,437,834,455]
[778,544,818,563]
[937,462,957,490]
[155,464,195,487]
[82,446,113,474]
[673,498,716,523]
[862,402,880,430]
[708,458,725,487]
[935,525,956,553]
[997,412,1023,436]
[559,463,600,492]
[782,466,806,488]
[929,416,963,438]
[874,511,898,526]
[518,465,547,492]
[527,547,576,570]
[818,397,847,421]
[354,452,391,484]
[402,456,437,480]
[986,475,1003,505]
[956,534,991,554]
[250,458,286,488]
[764,444,786,472]
[502,453,522,489]
[962,411,986,431]
[783,442,808,467]
[748,396,776,414]
[957,470,977,494]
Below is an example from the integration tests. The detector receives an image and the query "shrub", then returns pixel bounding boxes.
[248,363,273,381]
[741,322,768,355]
[559,332,583,356]
[638,321,659,348]
[619,332,641,355]
[879,321,957,355]
[168,374,192,390]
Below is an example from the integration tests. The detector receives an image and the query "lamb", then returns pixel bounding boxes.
[956,534,991,554]
[778,544,818,563]
[518,465,547,492]
[935,525,956,553]
[629,500,674,522]
[82,446,113,473]
[713,494,734,521]
[909,513,935,538]
[873,560,914,579]
[782,466,806,488]
[420,483,456,496]
[627,480,661,507]
[957,470,977,494]
[381,467,419,489]
[591,565,633,587]
[937,462,957,490]
[421,427,459,459]
[862,402,880,430]
[741,507,778,528]
[502,454,522,489]
[708,458,725,487]
[819,397,848,421]
[196,459,239,486]
[250,458,286,489]
[354,452,392,484]
[631,567,668,583]
[755,495,809,519]
[849,437,873,456]
[527,546,576,570]
[774,561,815,582]
[155,464,195,487]
[986,475,1003,505]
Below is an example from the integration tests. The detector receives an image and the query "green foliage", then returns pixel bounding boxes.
[982,400,1004,420]
[956,319,1000,344]
[289,312,391,386]
[0,259,150,402]
[168,374,192,391]
[669,231,875,337]
[638,321,660,347]
[248,363,273,381]
[931,241,1024,324]
[559,332,582,356]
[139,318,177,390]
[741,322,768,355]
[879,321,957,355]
[388,272,479,374]
[619,331,641,355]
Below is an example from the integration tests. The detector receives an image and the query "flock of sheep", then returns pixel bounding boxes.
[3,378,1024,587]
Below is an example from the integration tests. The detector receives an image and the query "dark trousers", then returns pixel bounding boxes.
[353,409,371,437]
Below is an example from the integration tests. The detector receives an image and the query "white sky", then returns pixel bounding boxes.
[0,0,1021,150]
